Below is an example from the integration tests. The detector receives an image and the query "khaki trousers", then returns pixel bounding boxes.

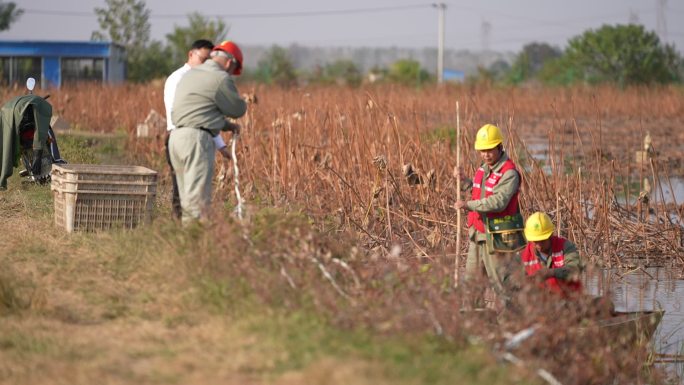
[168,128,215,224]
[464,237,522,305]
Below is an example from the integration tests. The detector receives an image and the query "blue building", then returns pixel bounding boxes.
[0,40,126,88]
[443,69,465,83]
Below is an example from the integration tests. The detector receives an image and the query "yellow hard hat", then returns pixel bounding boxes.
[524,212,555,242]
[474,124,504,150]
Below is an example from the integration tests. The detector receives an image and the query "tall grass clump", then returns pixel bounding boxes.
[169,208,667,384]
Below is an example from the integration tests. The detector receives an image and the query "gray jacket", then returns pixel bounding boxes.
[464,152,521,242]
[172,60,247,136]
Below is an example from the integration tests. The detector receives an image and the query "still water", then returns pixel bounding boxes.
[523,139,684,205]
[586,268,684,380]
[653,177,684,205]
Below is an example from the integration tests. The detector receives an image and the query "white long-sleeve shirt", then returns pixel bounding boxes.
[164,63,227,150]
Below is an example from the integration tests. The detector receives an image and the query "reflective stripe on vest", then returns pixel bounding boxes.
[551,251,565,268]
[520,236,582,296]
[521,236,566,276]
[523,260,538,267]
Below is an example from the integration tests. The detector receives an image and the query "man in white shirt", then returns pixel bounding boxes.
[164,39,230,218]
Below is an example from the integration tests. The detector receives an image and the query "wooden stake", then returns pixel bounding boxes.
[556,183,561,237]
[454,101,462,288]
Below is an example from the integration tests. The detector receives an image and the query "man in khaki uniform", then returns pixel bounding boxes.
[454,124,525,305]
[170,40,247,223]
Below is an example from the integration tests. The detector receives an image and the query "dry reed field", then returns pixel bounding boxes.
[64,82,681,270]
[2,83,683,384]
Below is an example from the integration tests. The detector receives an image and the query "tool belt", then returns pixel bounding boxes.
[484,213,526,254]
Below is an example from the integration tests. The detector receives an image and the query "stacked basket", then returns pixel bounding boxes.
[51,164,157,232]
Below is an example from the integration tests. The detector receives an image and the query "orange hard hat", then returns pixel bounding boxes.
[213,40,243,75]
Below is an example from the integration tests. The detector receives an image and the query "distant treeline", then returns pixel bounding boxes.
[79,0,682,87]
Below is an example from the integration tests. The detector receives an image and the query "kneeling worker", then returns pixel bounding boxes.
[521,212,584,296]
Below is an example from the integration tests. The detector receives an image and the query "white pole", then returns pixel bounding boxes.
[231,134,244,219]
[454,101,461,287]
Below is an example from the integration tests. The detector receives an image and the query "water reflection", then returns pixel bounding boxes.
[522,140,684,205]
[585,268,684,381]
[654,177,684,205]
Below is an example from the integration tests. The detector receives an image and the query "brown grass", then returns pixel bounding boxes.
[25,80,683,298]
[2,82,682,384]
[57,82,679,270]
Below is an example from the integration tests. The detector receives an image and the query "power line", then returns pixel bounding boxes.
[463,9,669,43]
[23,4,432,19]
[458,33,581,48]
[449,4,656,30]
[22,9,93,17]
[20,4,669,32]
[165,4,431,19]
[291,32,435,45]
[18,4,683,50]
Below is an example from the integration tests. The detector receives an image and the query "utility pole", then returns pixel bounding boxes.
[433,3,446,84]
[656,0,668,43]
[481,19,491,52]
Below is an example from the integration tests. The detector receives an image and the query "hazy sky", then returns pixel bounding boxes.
[5,0,683,52]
